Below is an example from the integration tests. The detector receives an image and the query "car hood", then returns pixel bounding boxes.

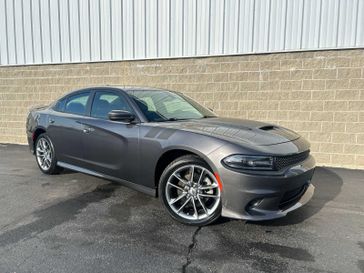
[157,117,300,146]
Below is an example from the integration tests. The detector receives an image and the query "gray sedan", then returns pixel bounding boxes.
[26,86,315,226]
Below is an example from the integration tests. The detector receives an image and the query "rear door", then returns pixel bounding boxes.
[80,90,140,183]
[47,91,92,166]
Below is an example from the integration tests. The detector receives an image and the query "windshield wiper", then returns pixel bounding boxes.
[160,118,178,122]
[156,118,189,122]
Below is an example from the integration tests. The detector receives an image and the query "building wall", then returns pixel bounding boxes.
[0,49,363,169]
[1,0,363,66]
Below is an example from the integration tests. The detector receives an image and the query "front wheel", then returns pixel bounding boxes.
[35,133,62,175]
[159,155,221,226]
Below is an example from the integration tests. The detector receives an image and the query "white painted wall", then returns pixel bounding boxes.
[0,0,363,66]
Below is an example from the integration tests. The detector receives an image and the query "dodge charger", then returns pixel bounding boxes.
[26,86,315,226]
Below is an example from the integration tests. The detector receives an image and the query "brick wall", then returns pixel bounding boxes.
[0,49,363,169]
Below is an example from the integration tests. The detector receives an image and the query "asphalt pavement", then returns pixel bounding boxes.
[0,144,363,273]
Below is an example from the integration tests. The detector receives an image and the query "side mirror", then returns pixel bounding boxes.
[108,110,135,123]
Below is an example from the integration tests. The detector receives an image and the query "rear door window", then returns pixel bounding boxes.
[64,92,91,116]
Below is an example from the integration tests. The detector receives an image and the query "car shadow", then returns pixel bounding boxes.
[60,168,76,174]
[57,165,343,227]
[209,216,235,226]
[248,166,343,226]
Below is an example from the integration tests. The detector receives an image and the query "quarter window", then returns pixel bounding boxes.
[53,98,66,112]
[64,92,90,116]
[91,92,132,120]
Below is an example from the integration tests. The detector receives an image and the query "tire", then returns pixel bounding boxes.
[159,155,222,226]
[35,133,62,175]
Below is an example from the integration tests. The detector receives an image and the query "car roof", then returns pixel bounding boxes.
[56,86,176,102]
[101,86,171,92]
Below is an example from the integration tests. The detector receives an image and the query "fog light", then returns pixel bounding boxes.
[248,198,263,209]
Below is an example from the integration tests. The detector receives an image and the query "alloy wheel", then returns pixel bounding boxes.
[165,164,221,221]
[36,137,53,171]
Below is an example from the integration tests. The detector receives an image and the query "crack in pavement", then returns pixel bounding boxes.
[182,226,202,273]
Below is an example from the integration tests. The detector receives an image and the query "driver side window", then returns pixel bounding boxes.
[91,91,132,120]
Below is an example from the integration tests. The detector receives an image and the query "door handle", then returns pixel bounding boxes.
[49,118,55,124]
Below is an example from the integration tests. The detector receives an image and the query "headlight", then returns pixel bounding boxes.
[222,155,274,170]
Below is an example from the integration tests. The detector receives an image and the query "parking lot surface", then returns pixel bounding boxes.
[0,144,363,273]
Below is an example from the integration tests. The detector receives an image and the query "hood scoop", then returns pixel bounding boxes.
[259,125,276,131]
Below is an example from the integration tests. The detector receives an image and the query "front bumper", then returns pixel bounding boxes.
[218,155,316,221]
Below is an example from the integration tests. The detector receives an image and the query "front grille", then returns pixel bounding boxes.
[274,150,310,170]
[279,184,308,210]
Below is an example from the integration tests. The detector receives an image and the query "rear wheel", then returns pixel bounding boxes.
[35,133,62,174]
[159,155,221,226]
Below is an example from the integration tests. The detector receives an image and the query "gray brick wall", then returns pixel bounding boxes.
[0,49,363,168]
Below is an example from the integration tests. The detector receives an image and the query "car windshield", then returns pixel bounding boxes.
[126,89,216,122]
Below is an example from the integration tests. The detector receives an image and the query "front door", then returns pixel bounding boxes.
[81,90,140,183]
